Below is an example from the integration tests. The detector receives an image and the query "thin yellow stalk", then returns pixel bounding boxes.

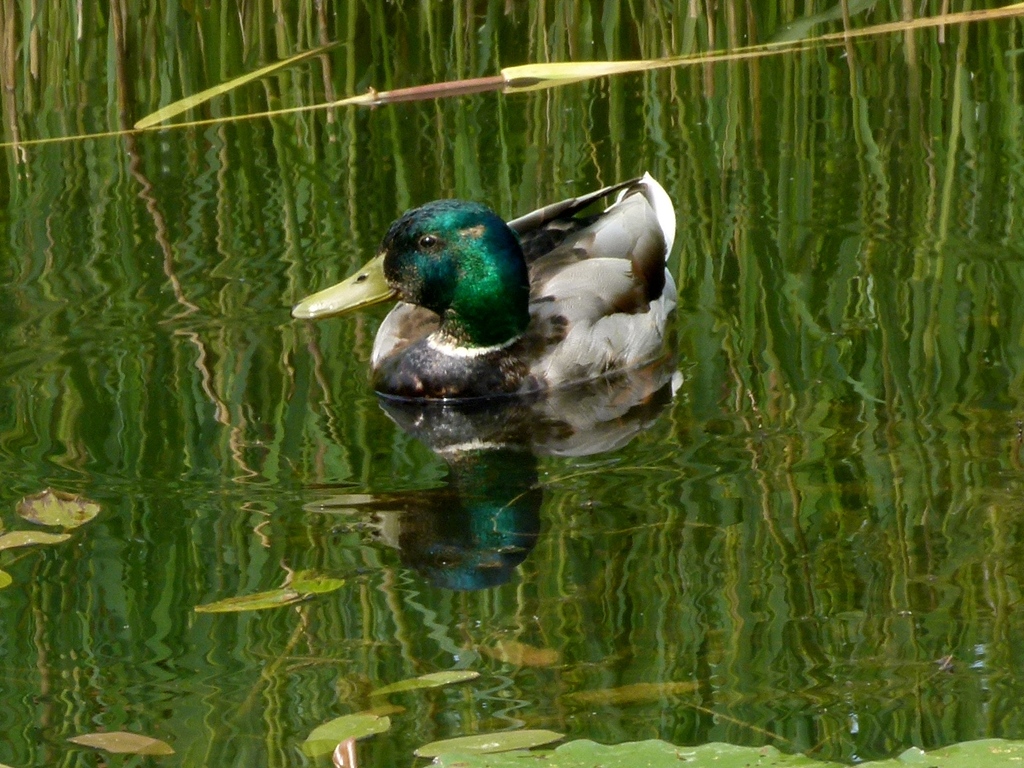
[6,3,1023,151]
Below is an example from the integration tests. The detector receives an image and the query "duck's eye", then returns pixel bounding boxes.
[418,234,438,249]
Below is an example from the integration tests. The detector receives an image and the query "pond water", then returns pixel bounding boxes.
[2,4,1024,766]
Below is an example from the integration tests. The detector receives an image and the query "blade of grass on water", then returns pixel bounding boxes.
[134,42,339,129]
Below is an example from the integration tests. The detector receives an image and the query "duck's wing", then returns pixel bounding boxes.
[522,173,678,388]
[509,177,642,264]
[528,173,676,304]
[507,177,640,234]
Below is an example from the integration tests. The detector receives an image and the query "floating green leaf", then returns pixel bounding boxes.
[195,571,346,613]
[0,569,11,589]
[289,571,346,594]
[370,670,480,697]
[416,730,564,758]
[68,731,174,756]
[0,531,71,551]
[194,588,304,613]
[302,713,391,757]
[17,488,100,529]
[430,738,1024,767]
[433,740,826,767]
[892,738,1024,767]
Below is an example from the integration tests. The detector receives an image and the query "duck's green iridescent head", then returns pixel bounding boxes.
[381,200,530,347]
[292,199,530,349]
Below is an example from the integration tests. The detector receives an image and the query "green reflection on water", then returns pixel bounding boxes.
[1,3,1024,767]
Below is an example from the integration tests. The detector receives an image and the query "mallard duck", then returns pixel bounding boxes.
[292,173,677,400]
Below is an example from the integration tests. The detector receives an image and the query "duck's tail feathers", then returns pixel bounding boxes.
[617,172,676,258]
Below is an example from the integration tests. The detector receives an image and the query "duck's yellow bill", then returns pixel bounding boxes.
[291,254,397,319]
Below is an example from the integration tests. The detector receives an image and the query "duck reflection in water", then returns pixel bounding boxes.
[310,359,678,591]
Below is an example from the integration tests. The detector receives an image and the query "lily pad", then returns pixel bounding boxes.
[430,738,1024,767]
[0,569,11,589]
[0,530,71,551]
[556,741,827,767]
[370,670,480,697]
[68,731,174,755]
[17,488,100,529]
[194,588,304,613]
[302,713,391,757]
[416,729,564,758]
[891,738,1024,766]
